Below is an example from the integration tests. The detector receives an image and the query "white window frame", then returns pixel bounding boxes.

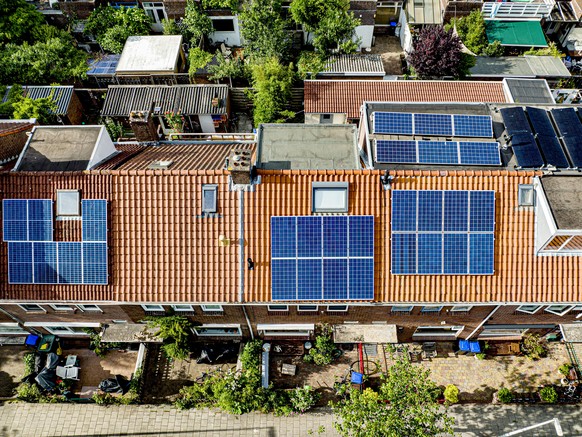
[56,190,81,217]
[44,326,90,335]
[545,305,575,316]
[421,305,443,313]
[257,323,314,337]
[572,305,582,311]
[202,184,218,213]
[518,184,535,207]
[0,323,28,335]
[141,304,165,312]
[201,304,224,312]
[319,113,333,124]
[391,305,413,313]
[76,304,102,312]
[171,304,195,313]
[210,17,236,32]
[478,328,529,338]
[312,182,349,213]
[450,305,473,312]
[297,305,318,312]
[267,305,289,311]
[24,322,99,336]
[516,305,542,314]
[192,324,241,337]
[18,304,46,313]
[49,304,75,312]
[327,305,348,312]
[413,325,464,337]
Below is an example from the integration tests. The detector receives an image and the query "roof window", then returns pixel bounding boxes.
[518,184,535,207]
[312,182,348,213]
[56,190,80,217]
[202,185,218,213]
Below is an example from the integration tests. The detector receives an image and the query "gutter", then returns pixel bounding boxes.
[238,189,255,339]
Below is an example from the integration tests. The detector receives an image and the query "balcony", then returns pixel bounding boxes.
[482,0,554,20]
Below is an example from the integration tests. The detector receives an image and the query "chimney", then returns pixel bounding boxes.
[227,149,252,185]
[129,109,157,142]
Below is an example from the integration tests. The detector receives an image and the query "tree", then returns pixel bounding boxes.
[408,26,465,79]
[183,0,213,44]
[332,353,454,437]
[451,10,488,55]
[0,0,45,47]
[524,42,564,58]
[248,57,295,126]
[238,0,291,61]
[290,0,360,55]
[207,51,248,86]
[297,51,329,79]
[147,315,193,360]
[85,6,151,54]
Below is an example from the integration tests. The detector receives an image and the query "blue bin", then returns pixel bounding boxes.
[457,339,469,354]
[469,341,482,354]
[351,372,363,384]
[25,334,40,347]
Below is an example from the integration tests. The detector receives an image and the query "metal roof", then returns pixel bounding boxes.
[2,86,73,116]
[101,85,228,117]
[320,55,385,76]
[116,35,183,75]
[471,56,571,78]
[485,21,548,47]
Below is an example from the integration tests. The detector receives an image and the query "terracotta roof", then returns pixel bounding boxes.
[0,121,35,165]
[94,143,146,170]
[244,169,582,304]
[114,142,255,171]
[304,80,509,118]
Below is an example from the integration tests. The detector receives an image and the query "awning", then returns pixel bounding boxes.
[485,21,548,47]
[560,324,582,343]
[100,323,161,343]
[333,324,398,344]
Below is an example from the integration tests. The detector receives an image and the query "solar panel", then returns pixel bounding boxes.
[271,216,374,301]
[453,114,493,137]
[3,199,52,242]
[551,108,582,168]
[500,107,530,135]
[373,112,413,135]
[391,190,495,275]
[511,133,544,168]
[414,113,453,136]
[3,200,28,241]
[8,242,33,284]
[376,140,501,166]
[82,200,107,242]
[526,107,570,168]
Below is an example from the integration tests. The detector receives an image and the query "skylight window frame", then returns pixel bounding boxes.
[518,184,535,207]
[312,182,349,213]
[202,184,218,214]
[56,190,81,217]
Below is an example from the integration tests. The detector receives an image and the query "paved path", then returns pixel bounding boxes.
[1,403,582,437]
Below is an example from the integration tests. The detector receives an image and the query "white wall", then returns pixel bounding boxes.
[89,126,118,169]
[304,113,348,124]
[199,114,216,133]
[355,25,374,50]
[398,10,413,54]
[209,16,242,47]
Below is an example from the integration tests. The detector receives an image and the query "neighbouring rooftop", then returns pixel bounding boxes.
[540,176,582,230]
[116,35,183,75]
[256,124,360,170]
[471,56,571,79]
[2,86,73,116]
[485,20,548,47]
[504,78,555,104]
[319,54,385,77]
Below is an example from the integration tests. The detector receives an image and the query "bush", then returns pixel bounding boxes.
[289,386,320,413]
[482,41,504,57]
[559,363,573,377]
[23,352,35,376]
[92,392,117,405]
[497,388,513,403]
[475,353,486,360]
[539,386,558,403]
[521,334,548,360]
[444,384,459,404]
[147,315,193,360]
[188,47,214,77]
[304,324,336,366]
[16,382,42,402]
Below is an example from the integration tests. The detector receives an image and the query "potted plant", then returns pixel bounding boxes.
[444,384,459,405]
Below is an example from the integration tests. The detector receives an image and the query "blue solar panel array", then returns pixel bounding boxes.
[551,108,582,168]
[373,112,493,137]
[391,190,495,275]
[526,107,570,168]
[271,216,374,301]
[375,140,501,166]
[500,107,544,169]
[87,54,120,76]
[2,198,108,285]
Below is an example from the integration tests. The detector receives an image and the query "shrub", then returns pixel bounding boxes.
[304,324,336,366]
[92,392,117,405]
[475,353,486,360]
[559,363,573,377]
[289,386,320,413]
[521,333,548,360]
[188,47,213,77]
[482,41,504,57]
[23,352,35,376]
[147,315,193,360]
[539,386,558,404]
[497,388,513,403]
[444,384,459,404]
[16,382,42,402]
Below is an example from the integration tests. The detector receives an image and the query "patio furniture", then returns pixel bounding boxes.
[56,365,80,380]
[422,342,437,359]
[493,342,521,356]
[281,363,297,376]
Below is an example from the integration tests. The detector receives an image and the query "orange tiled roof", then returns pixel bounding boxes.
[244,169,582,304]
[304,80,508,119]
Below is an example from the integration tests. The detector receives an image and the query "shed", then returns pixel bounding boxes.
[316,55,385,78]
[116,35,185,76]
[471,56,570,79]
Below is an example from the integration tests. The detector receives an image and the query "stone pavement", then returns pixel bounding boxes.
[2,403,582,437]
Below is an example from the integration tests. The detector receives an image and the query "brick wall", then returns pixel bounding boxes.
[0,123,33,164]
[66,91,84,125]
[0,304,133,325]
[59,1,96,20]
[163,0,187,19]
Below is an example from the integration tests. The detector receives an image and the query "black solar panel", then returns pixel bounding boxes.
[527,107,570,168]
[511,133,544,168]
[500,107,530,135]
[551,108,582,168]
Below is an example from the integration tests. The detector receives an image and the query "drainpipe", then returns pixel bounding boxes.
[465,304,501,340]
[238,190,255,339]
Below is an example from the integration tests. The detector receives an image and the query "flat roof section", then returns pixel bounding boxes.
[116,35,183,75]
[540,176,582,230]
[471,56,571,79]
[257,124,360,170]
[15,126,103,172]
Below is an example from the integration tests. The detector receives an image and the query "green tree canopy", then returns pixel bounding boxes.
[85,6,152,54]
[0,85,58,124]
[0,0,45,47]
[451,10,488,55]
[332,353,454,437]
[183,0,213,44]
[249,57,295,126]
[238,0,291,61]
[290,0,360,54]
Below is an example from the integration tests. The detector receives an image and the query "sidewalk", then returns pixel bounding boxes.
[1,403,582,437]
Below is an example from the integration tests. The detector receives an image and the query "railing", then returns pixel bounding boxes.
[482,1,553,19]
[166,132,256,141]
